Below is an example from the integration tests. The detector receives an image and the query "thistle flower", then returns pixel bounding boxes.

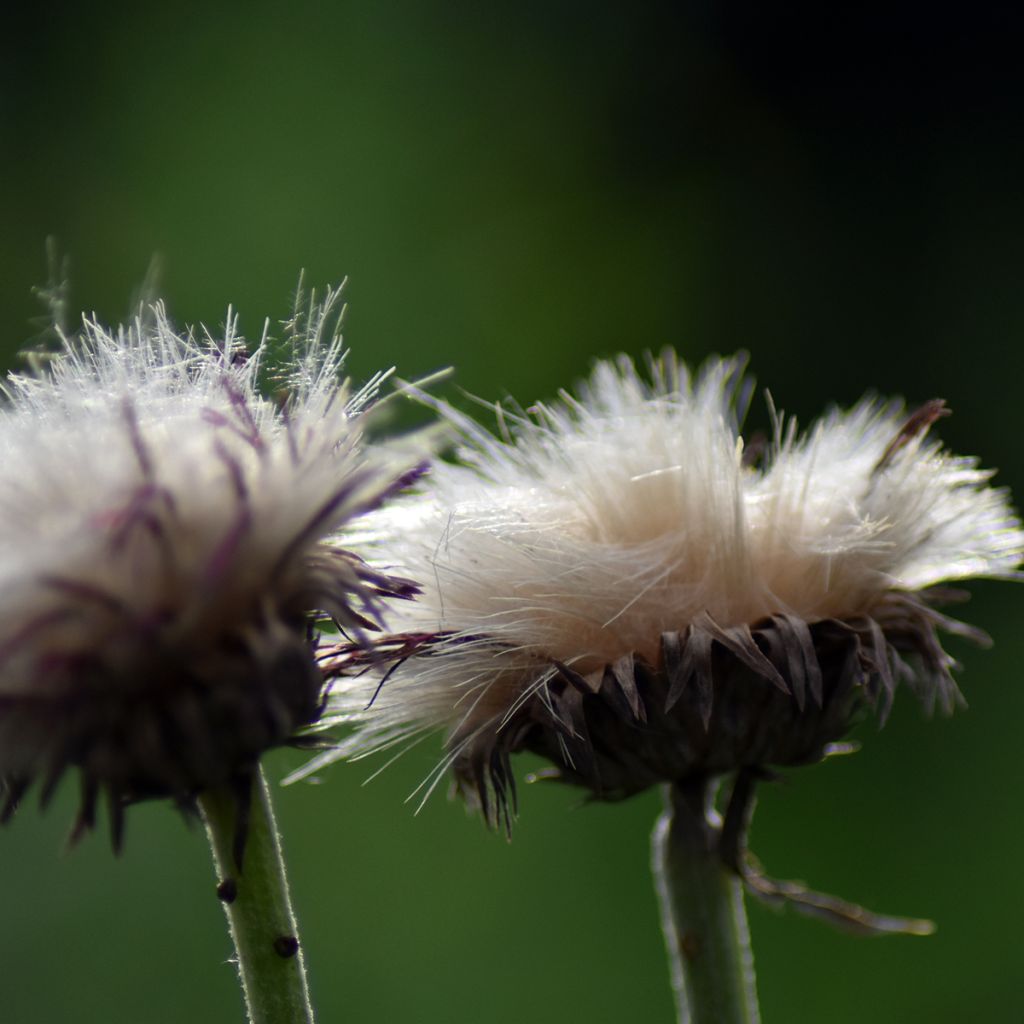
[305,352,1023,832]
[0,288,423,848]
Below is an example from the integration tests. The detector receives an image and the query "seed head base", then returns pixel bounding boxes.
[319,588,980,835]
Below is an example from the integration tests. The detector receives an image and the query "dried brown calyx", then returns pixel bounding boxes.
[314,586,981,837]
[0,550,419,856]
[447,589,978,828]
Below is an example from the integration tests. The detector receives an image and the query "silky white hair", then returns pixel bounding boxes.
[0,285,422,839]
[305,352,1023,787]
[0,290,413,694]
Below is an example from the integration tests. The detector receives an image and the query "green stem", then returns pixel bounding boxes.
[651,779,761,1024]
[199,767,316,1024]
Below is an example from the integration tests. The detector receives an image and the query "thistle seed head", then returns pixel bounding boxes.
[301,352,1023,828]
[0,287,423,846]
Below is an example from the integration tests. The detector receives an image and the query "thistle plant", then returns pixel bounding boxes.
[299,352,1023,1023]
[0,286,424,1024]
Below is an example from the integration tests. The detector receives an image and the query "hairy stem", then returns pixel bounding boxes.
[651,779,761,1024]
[200,767,315,1024]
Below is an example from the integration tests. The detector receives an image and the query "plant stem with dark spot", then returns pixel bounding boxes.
[200,767,315,1024]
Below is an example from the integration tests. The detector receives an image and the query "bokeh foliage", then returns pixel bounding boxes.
[3,5,1023,1022]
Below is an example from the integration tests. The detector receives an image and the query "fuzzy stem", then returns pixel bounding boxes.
[651,779,761,1024]
[199,768,315,1024]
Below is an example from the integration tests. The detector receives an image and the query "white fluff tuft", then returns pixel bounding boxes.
[313,351,1023,770]
[0,285,416,704]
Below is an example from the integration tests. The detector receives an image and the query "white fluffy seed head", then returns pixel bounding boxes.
[349,352,1020,664]
[0,286,424,841]
[308,351,1023,813]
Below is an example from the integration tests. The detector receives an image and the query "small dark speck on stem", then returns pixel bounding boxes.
[680,930,702,961]
[216,878,238,904]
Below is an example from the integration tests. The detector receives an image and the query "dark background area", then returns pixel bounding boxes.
[3,5,1023,1022]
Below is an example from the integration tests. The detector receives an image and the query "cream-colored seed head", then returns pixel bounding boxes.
[307,352,1022,819]
[0,289,422,844]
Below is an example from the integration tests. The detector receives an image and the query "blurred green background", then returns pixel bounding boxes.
[3,4,1024,1022]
